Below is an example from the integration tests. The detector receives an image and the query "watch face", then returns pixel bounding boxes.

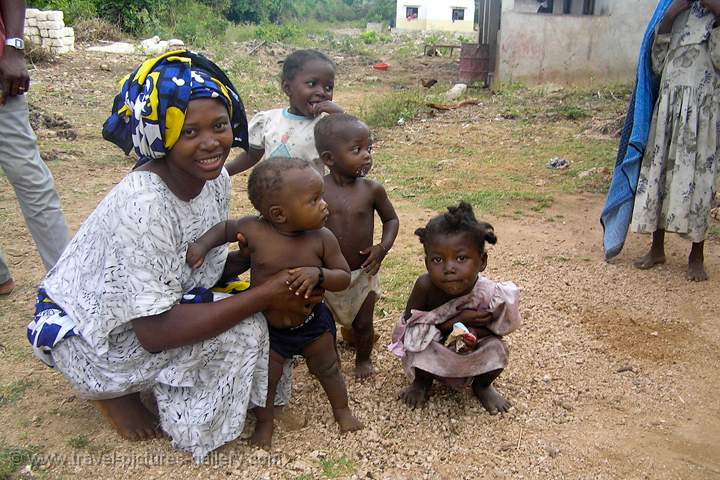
[6,38,24,50]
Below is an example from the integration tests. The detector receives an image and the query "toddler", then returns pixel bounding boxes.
[225,49,343,176]
[315,113,399,380]
[389,202,521,414]
[187,156,362,448]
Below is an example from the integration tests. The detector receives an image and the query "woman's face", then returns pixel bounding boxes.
[165,98,233,182]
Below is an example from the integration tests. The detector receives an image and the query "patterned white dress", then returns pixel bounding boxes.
[631,6,720,242]
[40,170,272,462]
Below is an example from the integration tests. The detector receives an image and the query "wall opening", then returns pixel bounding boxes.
[405,6,419,20]
[452,7,466,21]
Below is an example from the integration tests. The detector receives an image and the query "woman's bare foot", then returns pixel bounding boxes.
[0,278,15,295]
[688,241,707,281]
[635,230,666,270]
[472,383,512,415]
[249,420,274,450]
[688,258,708,281]
[333,407,364,432]
[354,360,375,381]
[92,394,163,441]
[633,251,666,270]
[398,380,431,409]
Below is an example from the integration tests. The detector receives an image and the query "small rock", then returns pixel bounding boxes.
[650,331,659,337]
[544,445,560,458]
[99,64,111,72]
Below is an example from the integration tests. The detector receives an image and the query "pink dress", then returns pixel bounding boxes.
[389,276,521,389]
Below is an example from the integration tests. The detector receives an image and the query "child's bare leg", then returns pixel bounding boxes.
[250,350,286,449]
[634,229,666,269]
[472,368,511,415]
[688,241,707,281]
[352,292,377,380]
[92,393,163,441]
[398,368,433,409]
[303,332,363,432]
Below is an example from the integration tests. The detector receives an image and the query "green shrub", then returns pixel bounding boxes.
[159,0,229,47]
[255,22,303,43]
[28,0,97,25]
[360,90,429,129]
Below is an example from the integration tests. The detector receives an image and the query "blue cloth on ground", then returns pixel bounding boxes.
[600,0,674,260]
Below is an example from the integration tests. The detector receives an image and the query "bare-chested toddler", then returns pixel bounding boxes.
[314,114,399,380]
[186,156,363,448]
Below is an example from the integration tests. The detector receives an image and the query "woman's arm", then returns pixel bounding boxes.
[658,0,690,34]
[132,270,321,352]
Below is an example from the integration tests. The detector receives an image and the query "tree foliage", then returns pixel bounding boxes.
[29,0,397,33]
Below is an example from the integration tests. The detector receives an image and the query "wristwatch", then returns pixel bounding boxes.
[5,38,25,50]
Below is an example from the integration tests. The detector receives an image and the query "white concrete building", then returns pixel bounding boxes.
[489,0,658,84]
[395,0,476,33]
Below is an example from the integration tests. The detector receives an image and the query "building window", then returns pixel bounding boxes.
[452,8,465,21]
[406,6,419,20]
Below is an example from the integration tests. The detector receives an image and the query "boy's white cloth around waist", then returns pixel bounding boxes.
[323,269,380,328]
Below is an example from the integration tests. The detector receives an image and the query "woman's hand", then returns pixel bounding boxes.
[261,270,323,315]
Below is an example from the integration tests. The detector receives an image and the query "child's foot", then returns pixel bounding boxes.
[354,359,375,381]
[633,251,666,270]
[472,383,512,415]
[0,278,15,295]
[398,382,431,409]
[249,420,274,450]
[333,407,364,432]
[687,259,708,282]
[92,395,163,441]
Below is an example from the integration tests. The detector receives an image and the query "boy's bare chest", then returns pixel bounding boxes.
[249,233,324,274]
[325,187,375,231]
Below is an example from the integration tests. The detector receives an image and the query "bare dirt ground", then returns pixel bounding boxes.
[0,39,719,480]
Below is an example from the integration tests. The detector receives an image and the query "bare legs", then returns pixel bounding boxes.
[250,332,362,450]
[634,229,708,281]
[351,292,377,380]
[634,229,666,269]
[398,368,511,414]
[92,393,163,441]
[688,241,707,281]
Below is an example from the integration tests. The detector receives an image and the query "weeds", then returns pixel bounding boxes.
[360,90,429,128]
[0,445,38,480]
[320,457,356,478]
[67,435,90,449]
[71,17,124,43]
[0,379,34,407]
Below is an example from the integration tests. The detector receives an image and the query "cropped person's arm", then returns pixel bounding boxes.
[0,0,30,99]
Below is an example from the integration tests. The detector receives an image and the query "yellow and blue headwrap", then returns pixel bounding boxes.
[102,50,249,165]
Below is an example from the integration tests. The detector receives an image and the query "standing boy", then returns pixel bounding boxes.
[315,114,399,380]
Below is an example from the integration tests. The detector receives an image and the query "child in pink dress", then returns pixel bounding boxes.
[390,202,521,414]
